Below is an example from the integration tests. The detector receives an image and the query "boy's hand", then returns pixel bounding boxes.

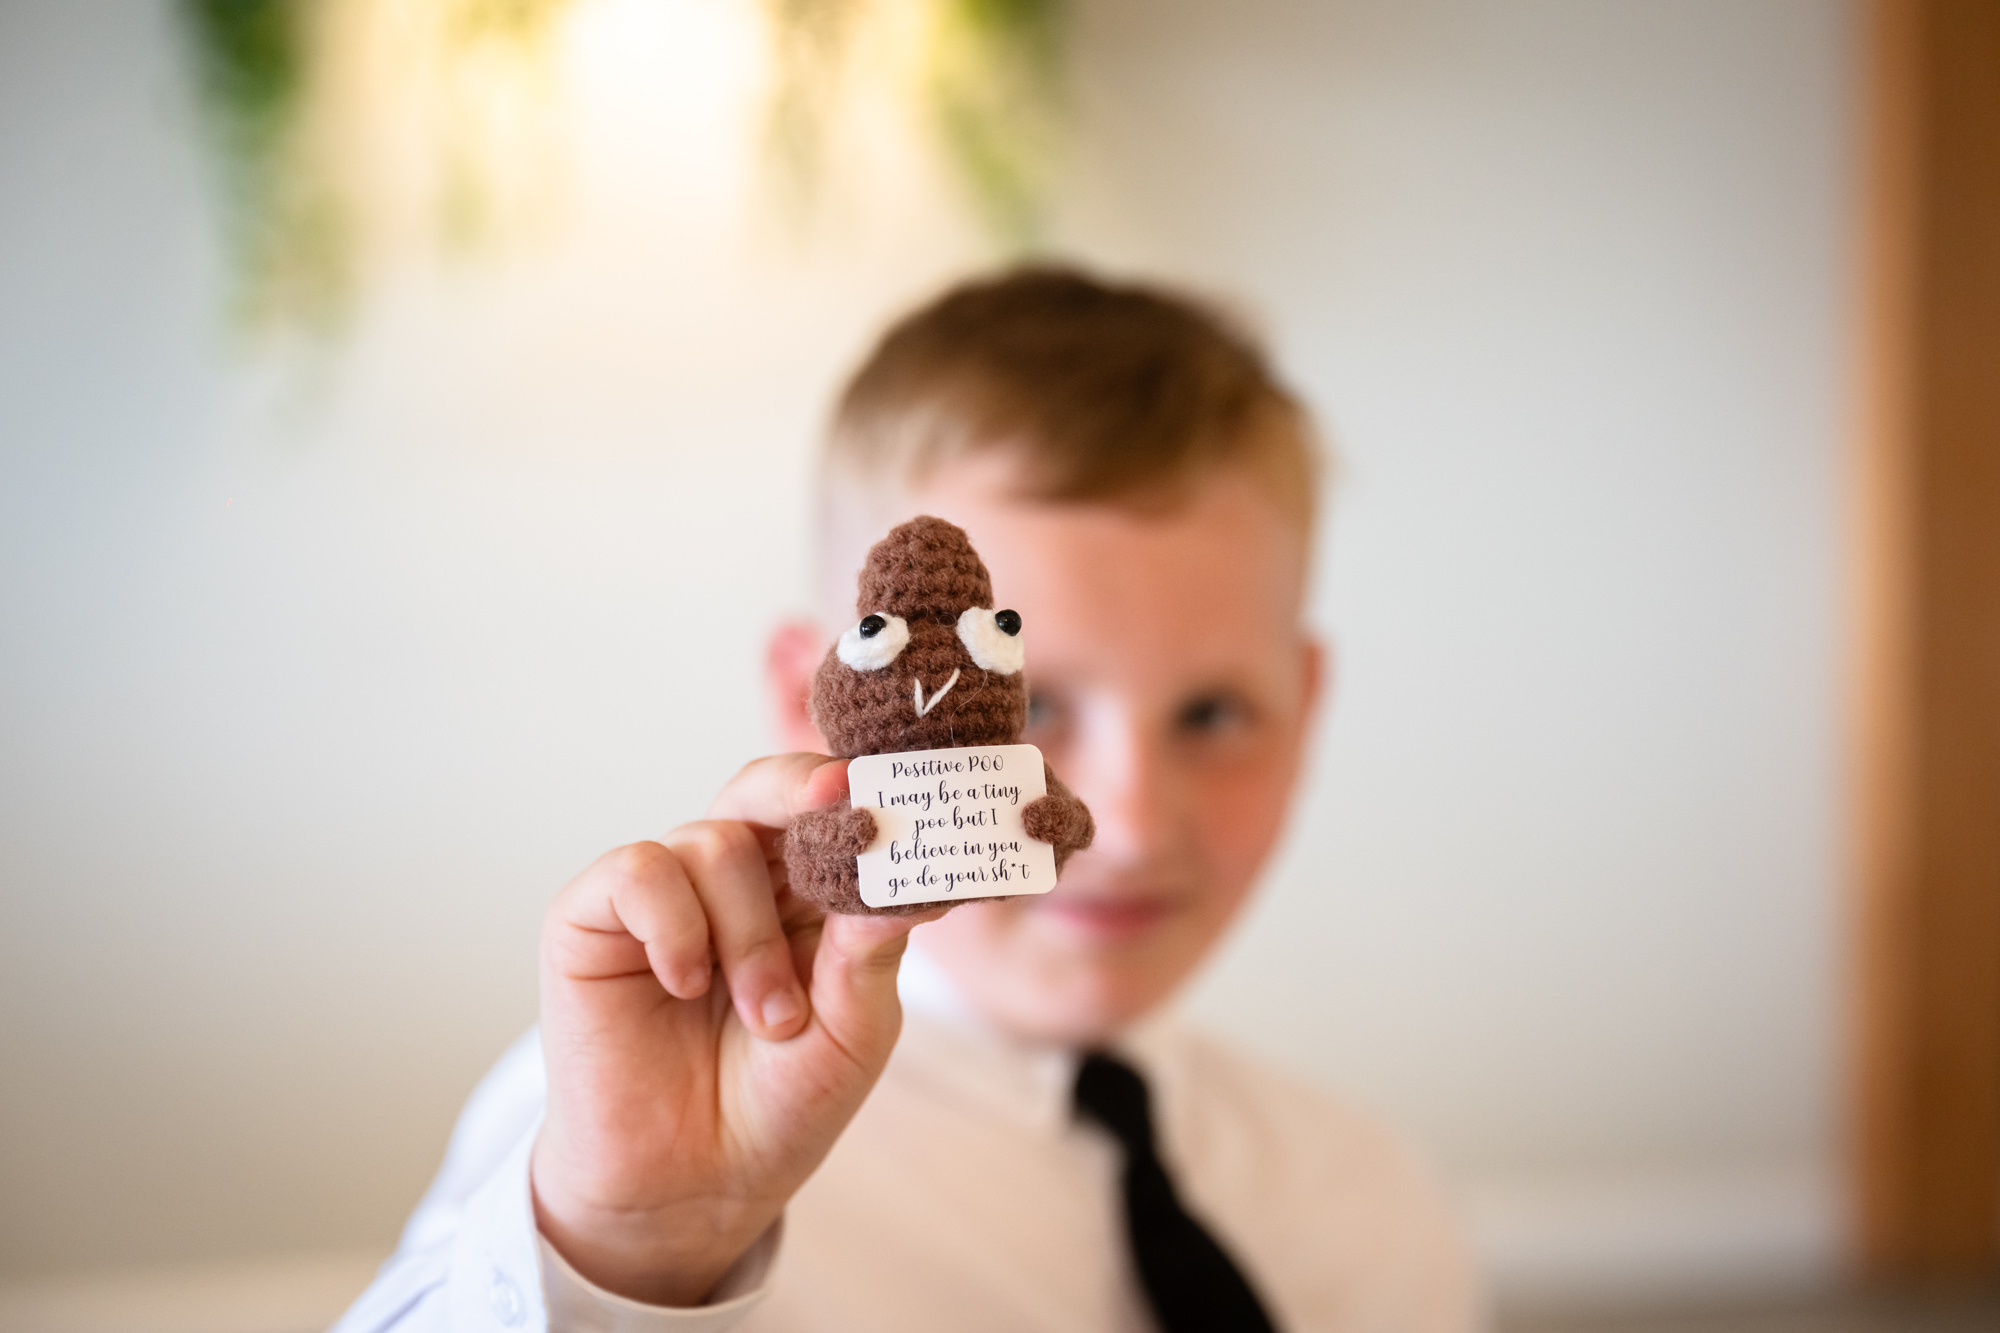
[531,754,943,1307]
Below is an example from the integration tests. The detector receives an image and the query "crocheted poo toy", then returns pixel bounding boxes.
[784,515,1096,916]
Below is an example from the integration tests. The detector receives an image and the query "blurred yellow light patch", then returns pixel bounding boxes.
[183,0,1067,340]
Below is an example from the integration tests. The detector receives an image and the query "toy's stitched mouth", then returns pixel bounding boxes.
[912,669,960,718]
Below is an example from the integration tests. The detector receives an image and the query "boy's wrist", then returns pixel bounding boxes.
[537,1222,782,1329]
[529,1137,777,1309]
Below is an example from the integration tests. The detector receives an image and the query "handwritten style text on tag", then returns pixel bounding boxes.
[848,744,1058,909]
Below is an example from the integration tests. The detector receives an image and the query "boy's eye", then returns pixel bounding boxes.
[837,612,909,670]
[1024,691,1063,734]
[1177,692,1252,736]
[956,606,1026,675]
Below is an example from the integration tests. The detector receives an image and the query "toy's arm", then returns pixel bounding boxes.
[783,799,882,916]
[788,800,878,862]
[1023,765,1095,871]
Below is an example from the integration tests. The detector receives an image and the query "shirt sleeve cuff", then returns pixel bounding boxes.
[445,1128,552,1332]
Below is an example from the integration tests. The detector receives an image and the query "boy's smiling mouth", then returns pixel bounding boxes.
[1036,890,1179,942]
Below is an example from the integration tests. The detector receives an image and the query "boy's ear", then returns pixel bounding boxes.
[766,618,831,753]
[1302,635,1329,723]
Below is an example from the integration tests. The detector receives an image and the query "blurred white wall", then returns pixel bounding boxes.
[0,0,1857,1308]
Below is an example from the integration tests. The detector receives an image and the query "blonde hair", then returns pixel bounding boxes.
[821,266,1323,532]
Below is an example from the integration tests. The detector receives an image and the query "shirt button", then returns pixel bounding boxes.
[489,1266,525,1326]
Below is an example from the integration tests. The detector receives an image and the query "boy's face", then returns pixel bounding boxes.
[773,459,1322,1045]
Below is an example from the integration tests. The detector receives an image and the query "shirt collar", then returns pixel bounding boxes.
[892,942,1179,1136]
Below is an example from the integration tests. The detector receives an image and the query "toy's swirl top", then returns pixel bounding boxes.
[811,516,1028,758]
[854,515,995,619]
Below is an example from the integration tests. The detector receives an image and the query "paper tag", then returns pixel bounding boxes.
[849,744,1058,909]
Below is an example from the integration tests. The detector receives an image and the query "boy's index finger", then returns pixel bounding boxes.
[704,753,852,829]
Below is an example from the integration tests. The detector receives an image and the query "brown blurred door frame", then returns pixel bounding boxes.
[1854,0,2000,1280]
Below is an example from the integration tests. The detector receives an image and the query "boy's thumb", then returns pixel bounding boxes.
[807,912,942,1054]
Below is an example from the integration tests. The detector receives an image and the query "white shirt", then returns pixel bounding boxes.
[334,950,1484,1333]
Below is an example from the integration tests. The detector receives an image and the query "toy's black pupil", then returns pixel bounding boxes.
[858,614,886,638]
[995,609,1021,636]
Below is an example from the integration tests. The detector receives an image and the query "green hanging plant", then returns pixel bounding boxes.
[178,0,1073,338]
[760,0,867,222]
[177,0,579,337]
[178,0,352,333]
[760,0,1069,247]
[431,0,579,250]
[924,0,1065,247]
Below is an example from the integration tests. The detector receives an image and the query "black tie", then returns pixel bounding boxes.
[1074,1051,1279,1333]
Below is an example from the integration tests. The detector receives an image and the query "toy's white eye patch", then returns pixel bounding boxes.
[837,613,910,670]
[956,606,1025,675]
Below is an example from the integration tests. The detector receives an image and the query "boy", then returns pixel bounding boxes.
[337,268,1481,1332]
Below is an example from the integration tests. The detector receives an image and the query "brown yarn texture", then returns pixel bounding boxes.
[784,516,1096,915]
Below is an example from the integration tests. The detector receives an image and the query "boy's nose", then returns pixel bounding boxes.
[1061,710,1179,869]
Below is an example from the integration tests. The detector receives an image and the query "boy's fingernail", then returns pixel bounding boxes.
[680,962,711,995]
[761,989,803,1030]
